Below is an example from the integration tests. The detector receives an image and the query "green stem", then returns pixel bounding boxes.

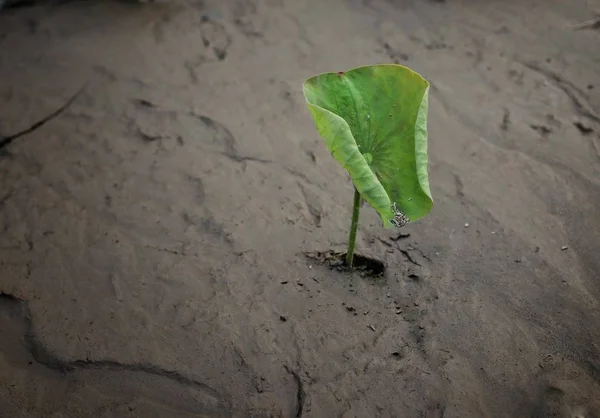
[346,187,361,268]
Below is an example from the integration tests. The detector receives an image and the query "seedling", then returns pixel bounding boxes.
[303,64,432,268]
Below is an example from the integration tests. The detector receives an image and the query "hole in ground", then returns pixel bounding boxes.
[304,251,385,277]
[349,253,385,276]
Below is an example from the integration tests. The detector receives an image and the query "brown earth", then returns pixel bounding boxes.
[1,0,600,417]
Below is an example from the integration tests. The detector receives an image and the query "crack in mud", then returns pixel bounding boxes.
[190,115,270,164]
[297,182,322,227]
[0,292,228,409]
[592,135,600,162]
[0,85,86,152]
[521,61,600,124]
[0,190,12,207]
[284,364,305,418]
[397,247,421,266]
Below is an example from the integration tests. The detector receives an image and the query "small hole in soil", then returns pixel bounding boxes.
[347,253,385,276]
[304,251,385,277]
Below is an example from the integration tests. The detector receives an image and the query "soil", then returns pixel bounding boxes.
[1,0,600,417]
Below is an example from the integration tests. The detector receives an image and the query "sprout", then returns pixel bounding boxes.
[303,64,433,267]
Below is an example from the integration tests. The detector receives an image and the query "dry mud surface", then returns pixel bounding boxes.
[1,0,600,417]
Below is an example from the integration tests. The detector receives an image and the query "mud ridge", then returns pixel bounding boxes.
[0,293,229,408]
[284,364,305,418]
[521,61,600,124]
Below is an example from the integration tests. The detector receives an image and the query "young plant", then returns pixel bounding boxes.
[303,64,432,268]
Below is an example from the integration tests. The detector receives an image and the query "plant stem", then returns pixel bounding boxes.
[346,187,361,267]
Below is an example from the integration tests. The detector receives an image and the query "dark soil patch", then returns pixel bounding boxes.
[304,250,385,277]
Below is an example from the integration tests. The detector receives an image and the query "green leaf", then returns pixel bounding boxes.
[303,64,432,228]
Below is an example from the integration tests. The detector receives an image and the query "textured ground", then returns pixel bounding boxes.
[1,0,600,417]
